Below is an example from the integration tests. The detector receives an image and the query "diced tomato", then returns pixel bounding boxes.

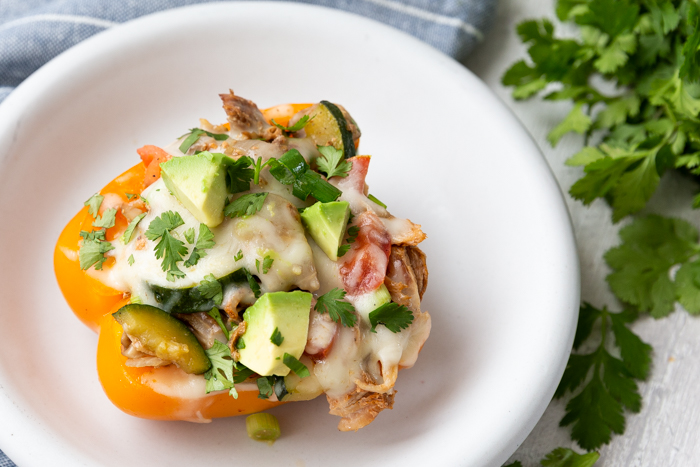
[339,210,391,295]
[137,145,171,188]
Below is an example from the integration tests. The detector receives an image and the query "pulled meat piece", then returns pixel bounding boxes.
[227,321,247,361]
[385,245,428,312]
[120,332,170,368]
[220,90,282,141]
[328,384,395,431]
[176,312,224,350]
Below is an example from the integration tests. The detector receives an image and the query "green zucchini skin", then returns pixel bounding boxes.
[320,100,356,159]
[151,270,247,314]
[112,303,212,375]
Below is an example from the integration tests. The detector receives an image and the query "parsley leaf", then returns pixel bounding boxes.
[93,208,117,229]
[555,303,651,450]
[121,212,146,244]
[199,274,223,306]
[204,340,237,398]
[84,193,104,217]
[271,115,311,134]
[605,215,699,317]
[368,302,413,333]
[316,145,352,179]
[224,192,268,218]
[207,307,230,340]
[145,211,187,281]
[184,223,215,267]
[315,288,357,327]
[270,327,284,346]
[282,353,310,378]
[79,235,114,270]
[179,128,229,153]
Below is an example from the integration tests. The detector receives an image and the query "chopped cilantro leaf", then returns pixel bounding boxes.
[128,254,135,266]
[282,353,310,378]
[207,307,230,340]
[232,362,254,384]
[80,229,106,242]
[315,288,357,327]
[204,340,237,398]
[145,211,187,281]
[199,274,223,306]
[179,128,229,153]
[270,327,284,346]
[84,193,104,217]
[224,155,254,193]
[317,145,352,179]
[271,114,311,134]
[337,224,360,257]
[243,268,261,298]
[93,208,117,229]
[184,227,195,244]
[337,245,351,257]
[262,255,273,274]
[368,302,414,333]
[268,149,342,202]
[184,223,215,267]
[256,376,273,399]
[121,212,146,245]
[367,194,387,208]
[224,192,268,218]
[79,235,114,271]
[125,193,137,200]
[234,249,243,261]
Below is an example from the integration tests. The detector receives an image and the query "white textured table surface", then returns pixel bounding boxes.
[465,0,700,465]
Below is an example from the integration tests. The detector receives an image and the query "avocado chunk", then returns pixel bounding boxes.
[160,151,228,228]
[112,304,212,374]
[238,291,312,377]
[300,201,350,261]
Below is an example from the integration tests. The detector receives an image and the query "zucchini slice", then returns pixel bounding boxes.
[151,270,247,314]
[303,101,357,159]
[113,304,212,375]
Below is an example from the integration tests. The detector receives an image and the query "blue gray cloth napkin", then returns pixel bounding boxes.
[0,0,494,464]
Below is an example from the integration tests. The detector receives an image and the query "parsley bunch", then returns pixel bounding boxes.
[503,0,700,222]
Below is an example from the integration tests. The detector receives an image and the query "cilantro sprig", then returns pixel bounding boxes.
[503,0,700,222]
[314,288,357,327]
[145,211,188,281]
[555,303,652,451]
[79,230,114,271]
[268,149,342,202]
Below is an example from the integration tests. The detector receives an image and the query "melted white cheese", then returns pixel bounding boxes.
[96,130,426,402]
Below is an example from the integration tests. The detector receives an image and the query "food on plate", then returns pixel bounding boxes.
[54,91,431,431]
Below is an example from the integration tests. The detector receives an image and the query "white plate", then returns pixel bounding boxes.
[0,3,579,466]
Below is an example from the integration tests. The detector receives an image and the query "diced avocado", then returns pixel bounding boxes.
[238,291,312,377]
[160,151,228,227]
[112,304,212,374]
[300,201,350,261]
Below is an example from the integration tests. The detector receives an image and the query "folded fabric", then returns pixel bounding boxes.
[0,0,495,464]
